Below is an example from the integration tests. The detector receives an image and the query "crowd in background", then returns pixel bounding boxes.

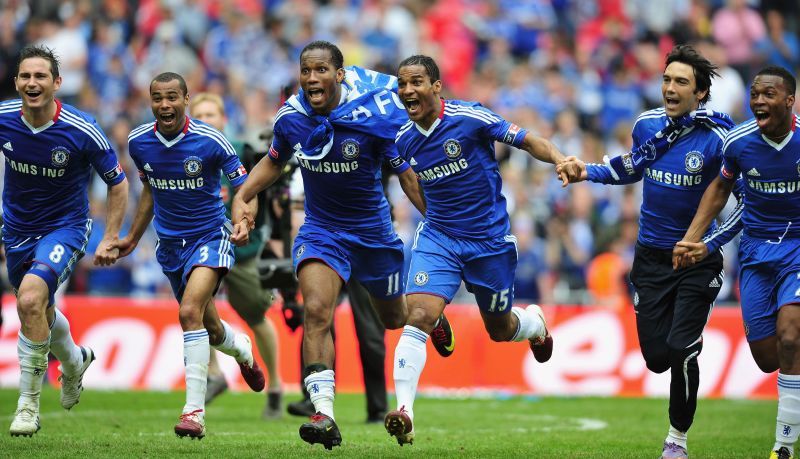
[0,0,798,307]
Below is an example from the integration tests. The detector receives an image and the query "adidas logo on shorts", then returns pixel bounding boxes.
[708,277,721,288]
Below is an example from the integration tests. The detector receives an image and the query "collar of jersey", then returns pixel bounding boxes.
[760,114,797,151]
[414,98,445,137]
[153,116,190,147]
[20,99,61,134]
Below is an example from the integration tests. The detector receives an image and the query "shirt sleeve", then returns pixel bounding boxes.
[382,138,409,174]
[481,106,528,148]
[719,134,740,181]
[88,122,126,186]
[268,121,293,164]
[218,140,248,188]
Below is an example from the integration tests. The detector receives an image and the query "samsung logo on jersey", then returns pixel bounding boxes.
[417,158,469,182]
[298,159,359,174]
[6,159,65,178]
[747,179,800,194]
[645,168,702,186]
[147,176,205,190]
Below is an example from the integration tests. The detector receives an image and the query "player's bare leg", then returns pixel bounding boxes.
[372,294,455,357]
[296,262,342,449]
[480,304,552,362]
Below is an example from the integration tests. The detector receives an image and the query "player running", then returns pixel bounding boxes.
[674,66,800,459]
[384,54,569,446]
[114,72,264,439]
[2,45,129,437]
[231,41,455,449]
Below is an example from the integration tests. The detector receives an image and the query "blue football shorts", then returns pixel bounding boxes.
[156,225,235,302]
[292,222,405,300]
[3,220,92,306]
[405,222,518,314]
[738,235,800,341]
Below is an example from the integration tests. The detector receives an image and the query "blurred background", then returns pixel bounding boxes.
[0,0,797,397]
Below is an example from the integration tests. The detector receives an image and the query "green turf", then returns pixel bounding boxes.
[0,388,777,458]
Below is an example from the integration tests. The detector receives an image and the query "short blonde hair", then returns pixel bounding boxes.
[190,92,225,116]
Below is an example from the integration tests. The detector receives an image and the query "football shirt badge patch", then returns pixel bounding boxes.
[443,139,462,160]
[685,151,703,173]
[51,146,70,167]
[183,156,203,177]
[342,139,360,160]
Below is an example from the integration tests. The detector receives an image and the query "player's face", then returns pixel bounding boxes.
[661,62,706,118]
[299,49,344,115]
[397,64,442,128]
[750,74,795,138]
[15,57,61,110]
[190,100,226,131]
[150,79,188,136]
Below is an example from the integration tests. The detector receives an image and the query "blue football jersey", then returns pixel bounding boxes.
[128,117,246,240]
[269,103,409,234]
[586,107,730,249]
[0,99,125,235]
[395,99,526,240]
[720,115,800,240]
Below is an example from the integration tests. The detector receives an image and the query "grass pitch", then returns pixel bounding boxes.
[0,388,776,458]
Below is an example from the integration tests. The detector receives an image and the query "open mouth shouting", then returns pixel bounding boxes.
[306,87,325,106]
[24,88,43,104]
[753,108,771,129]
[159,111,178,129]
[403,97,422,117]
[664,96,681,113]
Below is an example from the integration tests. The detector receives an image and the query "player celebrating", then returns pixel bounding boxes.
[558,45,739,458]
[231,41,455,449]
[674,66,800,459]
[189,92,284,418]
[2,45,129,437]
[384,55,568,446]
[115,72,264,439]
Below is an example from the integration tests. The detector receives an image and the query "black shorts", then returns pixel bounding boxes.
[629,242,723,349]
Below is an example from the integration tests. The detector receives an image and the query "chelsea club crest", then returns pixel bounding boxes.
[296,244,306,258]
[414,271,429,286]
[443,139,462,160]
[684,151,703,173]
[341,139,360,160]
[183,156,203,177]
[51,146,70,167]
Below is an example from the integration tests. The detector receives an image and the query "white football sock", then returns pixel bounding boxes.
[305,369,336,420]
[17,332,50,411]
[666,424,687,449]
[183,329,209,415]
[49,308,83,375]
[393,325,428,420]
[213,320,252,365]
[510,307,545,342]
[775,373,800,453]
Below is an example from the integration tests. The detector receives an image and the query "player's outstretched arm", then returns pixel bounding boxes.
[673,175,734,269]
[397,168,426,215]
[109,182,155,258]
[519,133,575,186]
[94,178,130,266]
[232,156,283,230]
